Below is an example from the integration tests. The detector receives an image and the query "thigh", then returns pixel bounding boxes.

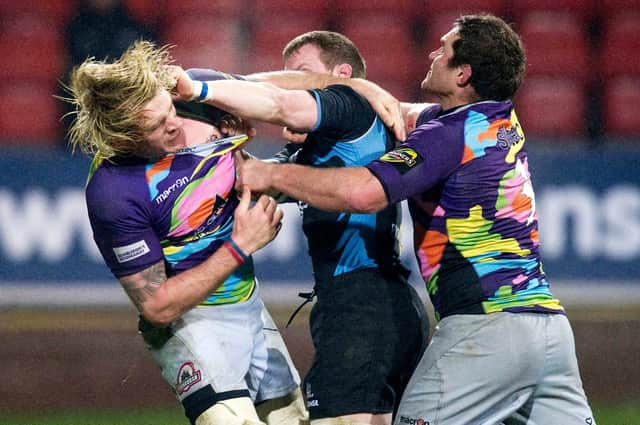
[252,299,301,403]
[306,270,428,419]
[143,302,256,402]
[394,314,543,425]
[525,315,596,425]
[305,288,385,418]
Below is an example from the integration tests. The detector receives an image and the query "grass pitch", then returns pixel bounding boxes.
[2,402,640,425]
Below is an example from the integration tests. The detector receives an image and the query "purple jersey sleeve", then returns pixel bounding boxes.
[366,120,465,204]
[86,164,164,278]
[416,103,443,126]
[186,68,246,82]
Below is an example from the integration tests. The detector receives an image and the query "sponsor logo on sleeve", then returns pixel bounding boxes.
[379,147,423,174]
[113,240,150,263]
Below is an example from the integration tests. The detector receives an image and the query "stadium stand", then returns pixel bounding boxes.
[599,0,640,18]
[509,0,597,23]
[122,0,164,27]
[599,13,640,79]
[422,0,504,16]
[164,17,247,73]
[602,77,640,138]
[517,11,591,80]
[0,0,638,145]
[163,0,246,20]
[333,0,417,17]
[0,0,74,22]
[247,14,330,74]
[514,76,588,138]
[0,81,62,144]
[0,8,66,145]
[338,15,419,101]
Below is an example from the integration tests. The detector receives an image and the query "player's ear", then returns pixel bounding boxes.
[457,64,472,86]
[334,63,353,78]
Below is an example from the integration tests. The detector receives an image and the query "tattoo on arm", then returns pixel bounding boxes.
[119,261,167,312]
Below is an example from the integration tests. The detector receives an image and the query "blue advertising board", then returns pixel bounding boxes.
[0,144,638,290]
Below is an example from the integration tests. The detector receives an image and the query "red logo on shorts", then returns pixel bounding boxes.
[399,416,429,425]
[176,361,202,395]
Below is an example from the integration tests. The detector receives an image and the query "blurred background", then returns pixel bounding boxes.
[0,0,639,424]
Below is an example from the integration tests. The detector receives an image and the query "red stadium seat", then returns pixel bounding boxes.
[163,0,245,20]
[341,15,417,83]
[334,0,418,18]
[599,13,640,78]
[419,0,507,49]
[599,0,640,18]
[0,14,66,82]
[602,77,640,137]
[510,0,596,22]
[0,82,62,144]
[515,77,588,138]
[0,0,74,22]
[248,14,330,73]
[253,0,330,17]
[422,11,464,54]
[165,18,246,73]
[422,0,505,16]
[122,0,164,26]
[518,11,591,80]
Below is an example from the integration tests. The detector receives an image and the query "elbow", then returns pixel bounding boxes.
[344,170,388,214]
[273,91,312,130]
[140,302,181,327]
[348,194,382,214]
[344,184,388,214]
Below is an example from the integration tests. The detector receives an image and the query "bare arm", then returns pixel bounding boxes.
[235,152,388,214]
[170,67,406,140]
[207,80,318,132]
[119,187,283,326]
[252,72,409,141]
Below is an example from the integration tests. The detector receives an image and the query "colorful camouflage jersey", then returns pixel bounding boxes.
[86,133,253,306]
[367,100,564,319]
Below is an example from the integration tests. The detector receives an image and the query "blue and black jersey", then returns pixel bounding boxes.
[293,84,404,283]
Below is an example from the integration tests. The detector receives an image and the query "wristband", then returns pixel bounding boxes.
[224,239,249,264]
[190,80,213,102]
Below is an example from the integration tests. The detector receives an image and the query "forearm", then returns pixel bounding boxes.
[203,80,284,124]
[246,70,337,90]
[200,79,316,131]
[268,163,387,213]
[121,244,244,326]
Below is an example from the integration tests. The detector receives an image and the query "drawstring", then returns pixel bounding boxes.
[285,289,316,328]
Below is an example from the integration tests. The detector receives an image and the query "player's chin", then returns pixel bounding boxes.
[165,134,187,153]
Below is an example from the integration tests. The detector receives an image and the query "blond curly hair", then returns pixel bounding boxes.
[65,41,175,160]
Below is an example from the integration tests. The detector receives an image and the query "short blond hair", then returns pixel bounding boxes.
[65,41,175,160]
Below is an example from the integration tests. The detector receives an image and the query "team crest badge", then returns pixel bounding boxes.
[176,361,202,395]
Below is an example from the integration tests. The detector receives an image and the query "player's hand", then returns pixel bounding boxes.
[348,78,406,141]
[234,151,273,194]
[231,186,283,255]
[282,127,307,144]
[166,65,195,101]
[220,115,257,139]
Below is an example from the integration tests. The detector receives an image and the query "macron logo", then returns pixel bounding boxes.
[113,240,150,263]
